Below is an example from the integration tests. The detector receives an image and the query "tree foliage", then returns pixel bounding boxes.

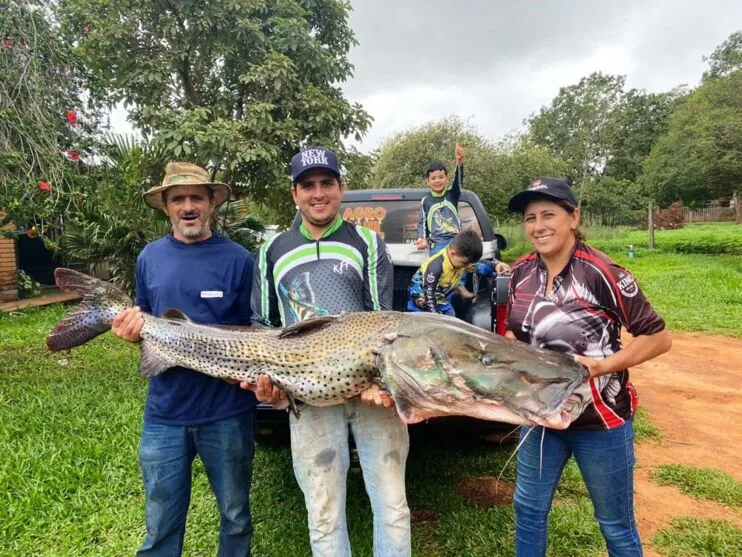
[475,138,571,221]
[603,88,685,183]
[527,72,625,189]
[371,117,569,220]
[371,117,489,189]
[703,30,742,81]
[342,146,377,191]
[640,70,742,205]
[59,134,264,293]
[57,0,371,221]
[0,0,96,233]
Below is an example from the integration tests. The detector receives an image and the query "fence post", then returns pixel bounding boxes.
[648,201,655,249]
[736,191,741,225]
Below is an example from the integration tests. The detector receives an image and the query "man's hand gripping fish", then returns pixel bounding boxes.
[46,268,589,429]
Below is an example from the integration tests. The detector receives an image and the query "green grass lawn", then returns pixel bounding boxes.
[653,517,742,556]
[651,464,742,508]
[0,306,607,556]
[2,231,740,555]
[501,222,742,337]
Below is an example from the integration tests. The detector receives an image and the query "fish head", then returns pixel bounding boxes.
[379,315,587,427]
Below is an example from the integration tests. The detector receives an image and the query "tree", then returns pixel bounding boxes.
[703,30,742,81]
[371,117,568,220]
[56,0,371,221]
[59,134,264,293]
[527,72,626,201]
[371,116,489,189]
[580,176,647,226]
[474,137,571,221]
[342,147,377,190]
[0,0,97,234]
[640,70,742,205]
[603,87,686,183]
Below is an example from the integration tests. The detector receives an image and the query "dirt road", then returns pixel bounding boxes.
[630,332,742,555]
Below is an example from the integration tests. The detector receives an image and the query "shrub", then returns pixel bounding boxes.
[654,201,685,229]
[17,270,41,299]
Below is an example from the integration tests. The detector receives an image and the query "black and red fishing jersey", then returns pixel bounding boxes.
[506,242,666,430]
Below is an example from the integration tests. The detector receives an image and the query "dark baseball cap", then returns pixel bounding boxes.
[291,147,341,183]
[508,177,578,213]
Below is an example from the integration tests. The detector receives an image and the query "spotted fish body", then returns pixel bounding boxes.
[47,268,589,428]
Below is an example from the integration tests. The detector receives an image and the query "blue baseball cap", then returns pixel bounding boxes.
[508,177,578,213]
[291,147,341,183]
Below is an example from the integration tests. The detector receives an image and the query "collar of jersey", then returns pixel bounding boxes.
[535,240,582,276]
[430,187,449,198]
[299,214,344,241]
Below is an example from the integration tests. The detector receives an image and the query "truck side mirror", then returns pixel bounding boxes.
[494,233,507,252]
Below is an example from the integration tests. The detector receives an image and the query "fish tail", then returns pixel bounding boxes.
[46,268,133,351]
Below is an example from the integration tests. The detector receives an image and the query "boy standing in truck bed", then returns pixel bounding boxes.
[415,144,465,255]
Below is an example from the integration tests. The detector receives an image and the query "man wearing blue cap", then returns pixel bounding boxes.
[244,147,411,556]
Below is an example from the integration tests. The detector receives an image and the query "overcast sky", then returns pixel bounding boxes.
[111,0,742,152]
[341,0,742,150]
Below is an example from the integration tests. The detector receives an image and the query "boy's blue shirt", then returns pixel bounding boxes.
[135,231,257,425]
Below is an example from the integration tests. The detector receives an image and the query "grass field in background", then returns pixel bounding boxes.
[2,222,741,555]
[651,464,742,508]
[3,304,741,555]
[1,306,610,556]
[499,221,742,259]
[500,222,742,337]
[652,517,742,556]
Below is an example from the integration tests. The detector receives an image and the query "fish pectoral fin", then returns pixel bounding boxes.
[161,308,192,322]
[278,315,338,338]
[139,341,172,379]
[286,393,301,418]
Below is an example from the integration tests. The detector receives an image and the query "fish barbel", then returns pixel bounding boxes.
[46,268,588,428]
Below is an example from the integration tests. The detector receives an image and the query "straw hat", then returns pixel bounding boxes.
[143,162,231,211]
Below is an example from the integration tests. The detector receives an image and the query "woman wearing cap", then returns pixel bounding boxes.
[505,177,671,557]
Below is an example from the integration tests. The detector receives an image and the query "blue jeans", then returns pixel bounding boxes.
[137,412,255,557]
[513,418,641,557]
[290,400,411,557]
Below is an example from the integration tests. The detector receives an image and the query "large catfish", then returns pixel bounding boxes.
[46,268,588,429]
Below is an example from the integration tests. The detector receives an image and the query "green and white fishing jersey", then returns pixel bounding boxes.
[252,215,393,327]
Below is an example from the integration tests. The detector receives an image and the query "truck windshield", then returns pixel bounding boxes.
[339,200,481,243]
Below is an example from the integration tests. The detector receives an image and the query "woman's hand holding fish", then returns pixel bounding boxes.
[359,384,395,408]
[241,375,290,410]
[573,355,604,382]
[573,329,671,382]
[111,307,144,342]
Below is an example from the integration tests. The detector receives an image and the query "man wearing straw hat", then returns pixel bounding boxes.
[111,162,257,556]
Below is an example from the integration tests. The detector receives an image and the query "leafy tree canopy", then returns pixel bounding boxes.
[57,0,371,220]
[371,117,568,220]
[527,72,625,188]
[603,87,686,183]
[0,0,97,233]
[703,30,742,81]
[640,70,742,205]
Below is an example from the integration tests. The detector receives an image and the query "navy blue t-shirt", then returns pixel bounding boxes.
[135,231,257,425]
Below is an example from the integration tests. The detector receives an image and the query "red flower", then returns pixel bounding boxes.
[38,181,52,192]
[82,24,90,34]
[66,110,78,125]
[68,149,80,161]
[3,39,13,47]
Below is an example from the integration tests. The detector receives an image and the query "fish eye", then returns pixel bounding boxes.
[479,354,494,366]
